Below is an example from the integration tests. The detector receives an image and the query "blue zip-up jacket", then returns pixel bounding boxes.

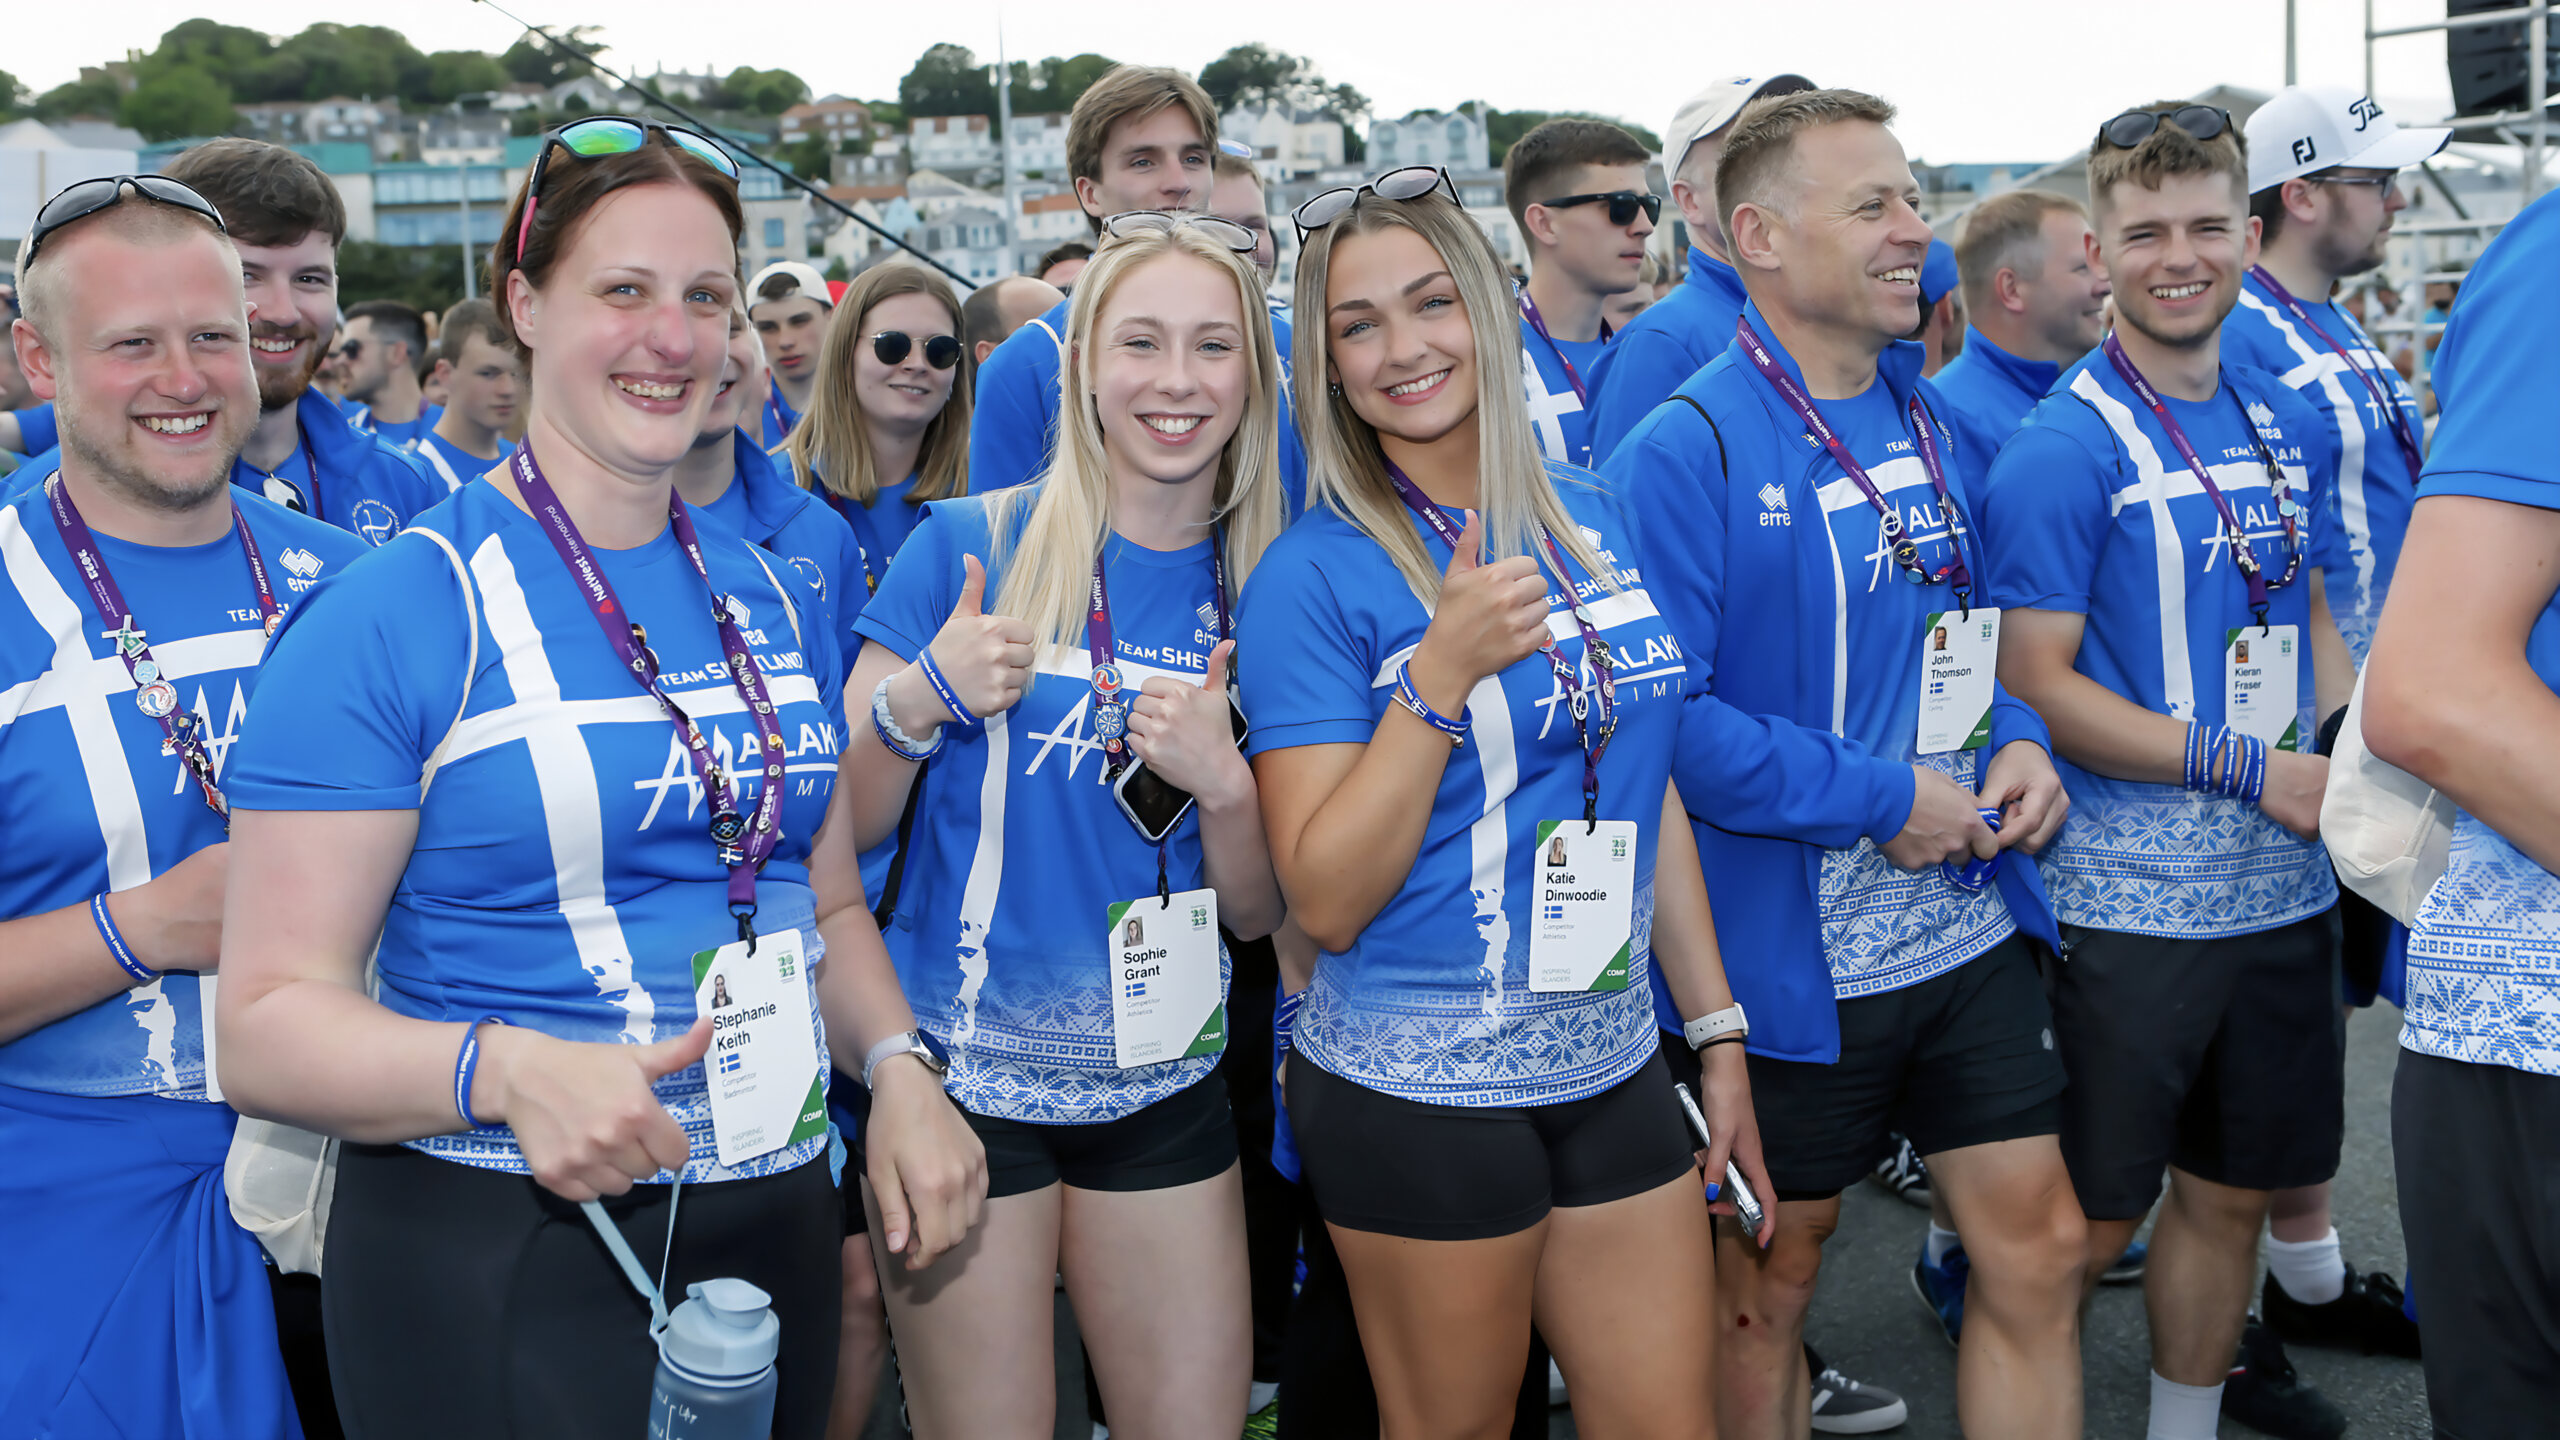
[969,295,1309,510]
[704,428,863,678]
[1601,302,2057,1063]
[1927,325,2063,470]
[1584,246,1751,465]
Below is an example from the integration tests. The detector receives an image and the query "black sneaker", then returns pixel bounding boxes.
[1804,1345,1909,1434]
[2221,1319,2347,1440]
[2264,1262,2421,1359]
[1867,1133,1931,1209]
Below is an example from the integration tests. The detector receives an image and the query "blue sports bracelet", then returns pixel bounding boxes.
[1274,986,1305,1056]
[452,1016,507,1129]
[2183,722,2267,804]
[90,893,157,983]
[914,649,981,732]
[1392,661,1468,745]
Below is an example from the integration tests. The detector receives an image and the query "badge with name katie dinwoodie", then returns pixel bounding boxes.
[1108,889,1226,1068]
[1529,819,1636,992]
[691,928,827,1169]
[1917,608,1999,755]
[2224,625,2301,751]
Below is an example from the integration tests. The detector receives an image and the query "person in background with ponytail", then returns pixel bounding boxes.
[831,214,1288,1440]
[213,117,985,1440]
[1241,165,1767,1440]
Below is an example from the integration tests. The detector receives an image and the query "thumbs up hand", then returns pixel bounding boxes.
[1407,511,1553,715]
[917,553,1037,723]
[1128,638,1251,810]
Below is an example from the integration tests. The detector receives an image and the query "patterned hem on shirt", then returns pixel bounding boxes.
[1291,960,1660,1108]
[2039,782,2337,938]
[914,940,1235,1125]
[1822,750,2018,999]
[2399,816,2560,1080]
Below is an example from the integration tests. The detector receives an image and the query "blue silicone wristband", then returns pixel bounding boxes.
[1392,661,1468,743]
[91,893,158,983]
[1274,986,1305,1055]
[914,648,981,732]
[453,1016,506,1130]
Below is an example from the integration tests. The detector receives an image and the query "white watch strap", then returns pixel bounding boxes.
[860,1031,921,1088]
[1683,1003,1748,1050]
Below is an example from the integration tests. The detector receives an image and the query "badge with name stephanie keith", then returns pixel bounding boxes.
[1530,819,1636,992]
[692,929,827,1169]
[1108,890,1227,1068]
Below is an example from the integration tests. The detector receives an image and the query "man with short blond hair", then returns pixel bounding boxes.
[1933,189,2108,462]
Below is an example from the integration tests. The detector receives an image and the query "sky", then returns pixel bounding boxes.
[11,0,2472,167]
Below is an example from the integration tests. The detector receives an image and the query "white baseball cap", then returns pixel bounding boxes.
[2245,86,2450,194]
[1661,74,1817,173]
[747,260,834,310]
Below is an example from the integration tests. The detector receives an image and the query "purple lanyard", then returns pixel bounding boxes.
[1517,292,1607,406]
[820,488,883,593]
[509,444,791,940]
[2247,265,2427,480]
[1085,533,1230,782]
[1734,318,1973,598]
[2100,333,2304,622]
[45,473,280,822]
[1383,464,1618,820]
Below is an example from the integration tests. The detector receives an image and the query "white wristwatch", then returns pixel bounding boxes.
[1683,1003,1749,1051]
[859,1029,949,1089]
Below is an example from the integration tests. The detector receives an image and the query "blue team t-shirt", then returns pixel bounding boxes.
[0,481,363,1099]
[2224,275,2423,666]
[1519,315,1601,469]
[10,403,58,457]
[1236,469,1683,1108]
[1583,246,1751,464]
[1980,355,2342,937]
[2394,187,2560,1080]
[226,478,846,1181]
[410,429,499,493]
[357,405,443,450]
[820,474,928,592]
[852,494,1239,1125]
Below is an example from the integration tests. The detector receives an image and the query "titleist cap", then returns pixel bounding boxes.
[2246,86,2450,194]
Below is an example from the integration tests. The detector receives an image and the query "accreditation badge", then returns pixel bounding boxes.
[691,928,827,1169]
[2224,625,2301,751]
[1917,608,1999,755]
[1529,819,1637,992]
[1107,889,1226,1068]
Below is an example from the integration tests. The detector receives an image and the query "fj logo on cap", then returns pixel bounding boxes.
[2293,137,2318,165]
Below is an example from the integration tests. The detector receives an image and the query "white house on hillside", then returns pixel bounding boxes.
[1369,109,1489,173]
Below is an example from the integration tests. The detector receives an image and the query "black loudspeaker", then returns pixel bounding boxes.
[2447,0,2560,121]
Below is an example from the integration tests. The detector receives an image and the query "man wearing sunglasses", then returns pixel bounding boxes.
[336,300,441,448]
[1503,119,1657,469]
[1980,101,2356,1440]
[1583,73,1813,466]
[970,66,1308,509]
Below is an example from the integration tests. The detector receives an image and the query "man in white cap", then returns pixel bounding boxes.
[2216,81,2444,1388]
[747,258,833,441]
[1582,72,1812,463]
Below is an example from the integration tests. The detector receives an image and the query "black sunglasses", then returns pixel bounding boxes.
[1293,166,1460,242]
[332,339,363,362]
[1540,190,1663,228]
[2098,105,2233,150]
[873,330,962,370]
[516,116,740,260]
[1099,211,1260,255]
[26,175,226,268]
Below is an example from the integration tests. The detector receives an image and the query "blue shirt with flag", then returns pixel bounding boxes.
[852,494,1238,1125]
[1236,467,1683,1108]
[410,429,500,494]
[1519,315,1602,469]
[1980,354,2342,937]
[0,480,362,1099]
[226,480,845,1182]
[2393,188,2560,1080]
[2224,273,2423,666]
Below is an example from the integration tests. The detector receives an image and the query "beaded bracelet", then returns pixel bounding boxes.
[1392,661,1468,746]
[453,1016,507,1130]
[91,893,158,984]
[914,649,981,732]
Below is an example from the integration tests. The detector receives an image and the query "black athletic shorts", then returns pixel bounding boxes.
[1710,934,2066,1202]
[2049,913,2344,1220]
[323,1142,840,1440]
[1286,1049,1695,1241]
[2393,1048,2560,1435]
[966,1069,1239,1200]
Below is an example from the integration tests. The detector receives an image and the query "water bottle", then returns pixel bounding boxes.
[646,1277,780,1440]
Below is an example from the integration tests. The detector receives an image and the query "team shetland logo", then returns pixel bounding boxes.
[350,499,401,547]
[1757,481,1792,527]
[787,557,826,602]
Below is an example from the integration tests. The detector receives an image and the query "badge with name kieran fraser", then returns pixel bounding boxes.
[1530,819,1636,992]
[690,928,826,1169]
[2224,625,2301,751]
[1917,608,1999,755]
[1108,889,1226,1068]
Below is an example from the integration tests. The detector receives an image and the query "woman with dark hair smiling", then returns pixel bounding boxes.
[213,119,985,1439]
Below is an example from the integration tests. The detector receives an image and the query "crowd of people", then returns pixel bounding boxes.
[0,47,2553,1440]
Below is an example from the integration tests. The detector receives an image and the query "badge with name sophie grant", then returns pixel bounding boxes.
[1108,889,1226,1069]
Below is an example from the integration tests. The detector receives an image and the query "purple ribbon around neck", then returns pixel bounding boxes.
[46,473,278,822]
[2100,332,2303,620]
[2247,265,2426,481]
[509,443,790,939]
[1084,533,1230,784]
[1734,318,1973,597]
[1383,463,1616,821]
[1516,290,1603,406]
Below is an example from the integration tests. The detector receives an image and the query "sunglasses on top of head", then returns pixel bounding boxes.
[25,175,226,268]
[1292,166,1461,242]
[2097,104,2233,150]
[1098,210,1259,255]
[872,330,962,370]
[1539,190,1663,228]
[515,116,741,259]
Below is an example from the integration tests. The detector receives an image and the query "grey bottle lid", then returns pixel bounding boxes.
[658,1277,780,1383]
